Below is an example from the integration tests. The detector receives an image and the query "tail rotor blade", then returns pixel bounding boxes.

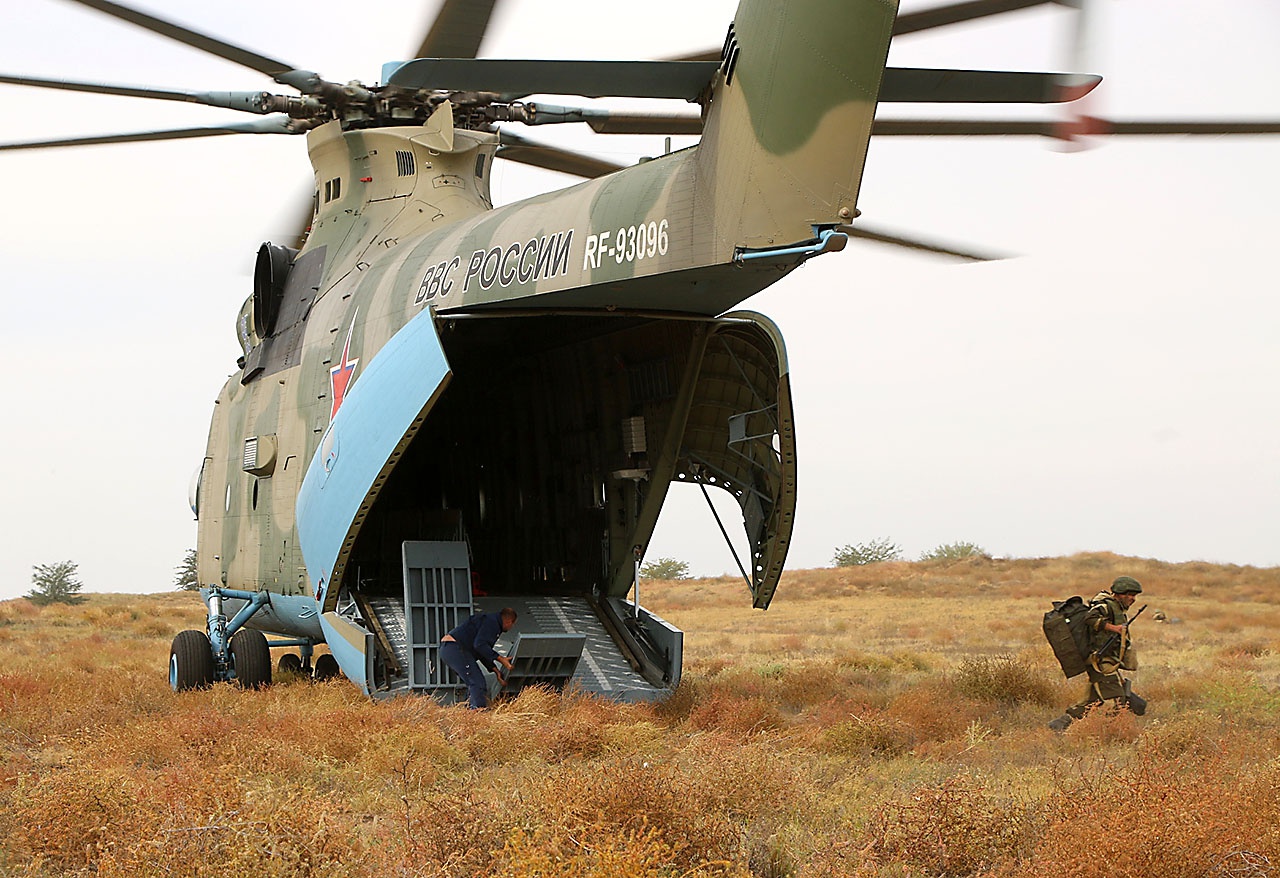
[847,224,1006,262]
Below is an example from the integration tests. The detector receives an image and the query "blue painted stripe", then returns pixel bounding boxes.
[318,613,371,694]
[296,307,451,605]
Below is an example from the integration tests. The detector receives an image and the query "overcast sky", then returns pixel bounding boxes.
[0,0,1276,602]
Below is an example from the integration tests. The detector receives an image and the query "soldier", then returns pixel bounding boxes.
[440,607,517,709]
[1048,576,1147,732]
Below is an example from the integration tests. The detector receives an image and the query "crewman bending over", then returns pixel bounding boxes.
[440,607,517,709]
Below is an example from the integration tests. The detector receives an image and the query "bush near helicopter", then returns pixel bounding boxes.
[3,0,1276,699]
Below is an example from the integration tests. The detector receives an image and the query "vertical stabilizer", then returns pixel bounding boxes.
[697,0,899,251]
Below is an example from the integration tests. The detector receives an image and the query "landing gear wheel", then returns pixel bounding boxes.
[313,653,340,681]
[170,630,215,691]
[229,629,272,689]
[278,653,303,674]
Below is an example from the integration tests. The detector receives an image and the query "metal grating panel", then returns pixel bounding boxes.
[402,541,472,691]
[506,633,586,691]
[365,596,410,672]
[622,415,646,454]
[627,358,672,402]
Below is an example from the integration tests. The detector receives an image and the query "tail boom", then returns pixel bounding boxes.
[697,0,900,250]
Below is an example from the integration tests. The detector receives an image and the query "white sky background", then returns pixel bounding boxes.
[0,0,1276,600]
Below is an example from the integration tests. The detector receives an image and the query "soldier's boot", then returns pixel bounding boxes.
[1047,714,1073,733]
[1126,692,1147,716]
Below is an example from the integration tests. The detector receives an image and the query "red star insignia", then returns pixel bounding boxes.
[330,316,359,420]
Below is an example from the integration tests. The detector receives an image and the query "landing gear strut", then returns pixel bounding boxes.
[169,586,273,691]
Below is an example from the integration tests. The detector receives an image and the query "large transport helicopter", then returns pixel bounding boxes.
[4,0,1274,700]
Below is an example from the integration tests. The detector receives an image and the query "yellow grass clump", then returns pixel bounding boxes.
[1,553,1278,876]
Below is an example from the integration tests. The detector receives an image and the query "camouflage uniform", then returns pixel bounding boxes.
[1048,576,1146,731]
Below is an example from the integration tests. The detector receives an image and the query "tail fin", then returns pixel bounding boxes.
[697,0,899,250]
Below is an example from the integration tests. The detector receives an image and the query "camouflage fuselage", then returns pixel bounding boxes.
[195,0,899,632]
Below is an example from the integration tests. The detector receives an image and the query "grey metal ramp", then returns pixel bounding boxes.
[477,595,668,701]
[506,632,586,691]
[364,596,410,671]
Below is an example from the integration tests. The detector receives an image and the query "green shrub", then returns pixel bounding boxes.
[820,714,915,757]
[919,541,989,562]
[863,776,1039,875]
[173,548,199,591]
[832,538,902,567]
[640,557,691,580]
[25,561,87,606]
[951,655,1057,706]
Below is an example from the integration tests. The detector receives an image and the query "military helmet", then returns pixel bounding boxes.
[1111,576,1143,595]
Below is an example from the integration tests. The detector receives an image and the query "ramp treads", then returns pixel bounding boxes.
[477,595,666,701]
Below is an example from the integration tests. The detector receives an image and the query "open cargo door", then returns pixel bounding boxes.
[677,311,797,609]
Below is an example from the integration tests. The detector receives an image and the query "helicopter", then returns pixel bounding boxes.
[4,0,1276,700]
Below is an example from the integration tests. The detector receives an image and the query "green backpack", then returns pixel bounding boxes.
[1043,596,1091,678]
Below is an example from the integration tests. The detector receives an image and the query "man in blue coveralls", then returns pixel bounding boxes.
[440,607,518,708]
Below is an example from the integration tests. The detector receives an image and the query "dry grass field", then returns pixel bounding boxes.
[2,553,1278,877]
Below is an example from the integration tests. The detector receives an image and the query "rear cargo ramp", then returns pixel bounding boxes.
[478,595,677,703]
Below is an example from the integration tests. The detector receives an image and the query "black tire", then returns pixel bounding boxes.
[170,630,215,691]
[229,629,272,689]
[278,653,303,674]
[313,653,340,681]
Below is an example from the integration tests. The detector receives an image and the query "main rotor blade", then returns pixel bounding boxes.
[0,73,274,114]
[515,103,704,135]
[662,49,721,63]
[496,130,624,178]
[873,119,1058,136]
[390,61,1094,104]
[870,117,1280,137]
[412,0,501,59]
[667,0,1065,61]
[881,68,1099,103]
[62,0,324,93]
[388,59,719,100]
[893,0,1060,36]
[0,116,303,151]
[1080,116,1280,136]
[848,224,1006,261]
